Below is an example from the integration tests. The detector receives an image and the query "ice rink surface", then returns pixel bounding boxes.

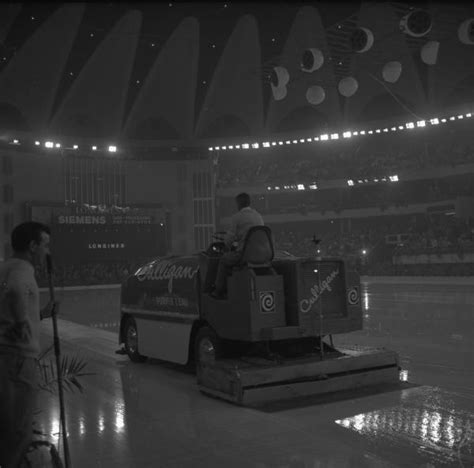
[36,278,474,467]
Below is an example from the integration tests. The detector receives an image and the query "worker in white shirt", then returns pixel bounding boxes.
[0,222,57,468]
[212,193,264,299]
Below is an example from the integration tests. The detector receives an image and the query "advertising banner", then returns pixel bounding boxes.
[30,205,167,264]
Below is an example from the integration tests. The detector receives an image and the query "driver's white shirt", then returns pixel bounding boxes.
[225,207,264,252]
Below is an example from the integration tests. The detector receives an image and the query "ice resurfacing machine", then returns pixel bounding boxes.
[119,226,400,405]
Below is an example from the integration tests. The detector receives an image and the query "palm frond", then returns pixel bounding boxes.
[37,354,94,394]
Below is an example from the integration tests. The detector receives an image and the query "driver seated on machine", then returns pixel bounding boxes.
[211,193,264,299]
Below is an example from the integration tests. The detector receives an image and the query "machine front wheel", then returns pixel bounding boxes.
[124,317,147,363]
[194,326,222,366]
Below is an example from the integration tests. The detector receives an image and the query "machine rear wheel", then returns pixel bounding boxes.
[124,317,147,363]
[194,326,222,366]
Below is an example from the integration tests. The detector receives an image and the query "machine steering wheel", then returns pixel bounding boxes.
[205,231,227,256]
[212,231,227,242]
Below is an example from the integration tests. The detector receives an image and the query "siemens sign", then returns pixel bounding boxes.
[58,215,106,224]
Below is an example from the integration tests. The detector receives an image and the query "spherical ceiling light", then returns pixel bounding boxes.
[400,9,432,37]
[458,18,474,44]
[338,77,359,97]
[270,66,290,101]
[301,48,324,72]
[420,40,440,65]
[306,85,326,105]
[382,61,402,83]
[351,27,374,53]
[270,66,289,87]
[271,85,287,101]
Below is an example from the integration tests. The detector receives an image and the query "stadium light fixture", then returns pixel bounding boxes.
[292,140,298,144]
[235,145,240,149]
[389,175,399,182]
[92,146,97,151]
[242,143,249,149]
[457,115,463,119]
[267,186,271,191]
[375,129,381,133]
[441,118,447,123]
[360,130,366,135]
[362,249,367,256]
[398,125,404,130]
[416,120,426,127]
[368,130,373,134]
[275,186,280,190]
[73,145,79,150]
[353,131,359,136]
[330,133,339,140]
[285,140,291,145]
[278,141,283,145]
[208,147,213,151]
[466,113,472,118]
[55,143,61,148]
[309,183,317,190]
[297,184,305,190]
[449,116,455,121]
[320,134,329,141]
[383,128,389,132]
[299,139,305,143]
[430,118,439,125]
[228,145,234,149]
[405,122,415,129]
[306,138,312,142]
[12,139,19,144]
[343,131,352,138]
[272,142,277,146]
[391,127,397,131]
[314,137,320,141]
[35,141,40,146]
[45,141,54,148]
[108,145,117,152]
[347,180,354,186]
[215,146,220,150]
[221,146,227,150]
[251,143,259,149]
[262,142,270,148]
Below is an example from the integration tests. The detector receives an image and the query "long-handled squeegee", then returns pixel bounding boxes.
[46,254,71,468]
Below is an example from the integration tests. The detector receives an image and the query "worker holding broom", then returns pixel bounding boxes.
[0,222,57,468]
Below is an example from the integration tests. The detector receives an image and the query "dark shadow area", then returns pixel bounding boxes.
[253,381,418,412]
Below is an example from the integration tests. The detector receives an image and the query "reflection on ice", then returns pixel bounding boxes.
[79,416,86,437]
[335,402,473,460]
[114,401,125,433]
[98,413,105,433]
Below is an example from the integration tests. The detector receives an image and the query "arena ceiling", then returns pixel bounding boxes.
[0,2,473,144]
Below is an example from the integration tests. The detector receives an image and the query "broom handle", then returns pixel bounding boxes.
[46,255,71,468]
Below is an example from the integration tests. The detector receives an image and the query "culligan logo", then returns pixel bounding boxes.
[135,260,198,293]
[299,268,339,314]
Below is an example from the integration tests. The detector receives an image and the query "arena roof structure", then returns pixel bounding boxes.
[0,2,473,150]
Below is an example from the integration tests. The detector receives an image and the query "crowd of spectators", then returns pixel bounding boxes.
[218,173,474,221]
[271,214,474,276]
[216,123,474,187]
[30,214,474,287]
